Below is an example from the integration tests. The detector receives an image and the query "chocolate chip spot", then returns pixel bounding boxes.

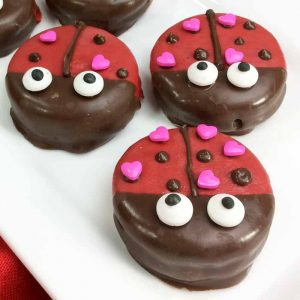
[197,150,212,163]
[222,197,235,209]
[166,32,179,44]
[231,168,252,186]
[238,62,250,72]
[117,68,129,79]
[244,20,256,30]
[31,69,44,81]
[258,49,272,60]
[166,179,181,192]
[155,151,169,163]
[93,34,106,45]
[234,37,245,45]
[28,52,41,62]
[194,48,208,60]
[165,194,181,206]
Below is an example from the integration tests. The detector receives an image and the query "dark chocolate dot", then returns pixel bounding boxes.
[234,37,245,45]
[28,52,41,62]
[194,48,208,60]
[233,119,243,130]
[83,73,96,84]
[165,194,181,206]
[197,62,208,70]
[222,197,235,209]
[231,168,252,186]
[117,68,129,79]
[155,151,169,163]
[166,32,179,44]
[258,49,272,60]
[238,62,250,72]
[31,69,44,81]
[93,34,106,45]
[166,179,181,192]
[244,20,256,30]
[196,150,212,163]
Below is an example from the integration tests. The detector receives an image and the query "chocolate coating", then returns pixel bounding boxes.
[231,168,252,186]
[46,0,152,36]
[0,0,40,57]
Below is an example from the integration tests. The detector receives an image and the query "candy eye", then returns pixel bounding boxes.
[227,62,259,88]
[207,194,245,228]
[187,61,218,86]
[156,193,193,227]
[22,67,53,92]
[73,71,104,97]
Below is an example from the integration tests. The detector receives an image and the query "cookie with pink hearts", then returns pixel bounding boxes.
[6,24,143,153]
[150,9,287,135]
[113,124,274,290]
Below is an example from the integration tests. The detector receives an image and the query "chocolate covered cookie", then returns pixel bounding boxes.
[113,124,274,290]
[151,10,287,135]
[0,0,41,57]
[6,24,142,153]
[46,0,152,36]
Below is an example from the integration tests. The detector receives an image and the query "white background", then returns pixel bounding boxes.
[0,0,299,299]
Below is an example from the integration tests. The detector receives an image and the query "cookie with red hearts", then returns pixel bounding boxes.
[46,0,152,36]
[0,0,41,57]
[150,10,287,135]
[113,124,274,290]
[6,23,142,153]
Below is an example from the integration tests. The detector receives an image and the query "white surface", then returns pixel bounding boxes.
[0,0,300,299]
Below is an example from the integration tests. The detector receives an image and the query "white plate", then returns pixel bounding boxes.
[0,0,300,299]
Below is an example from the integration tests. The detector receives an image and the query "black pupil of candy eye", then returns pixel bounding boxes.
[222,197,235,209]
[83,73,96,84]
[31,69,44,81]
[197,62,208,71]
[165,194,181,206]
[238,62,250,72]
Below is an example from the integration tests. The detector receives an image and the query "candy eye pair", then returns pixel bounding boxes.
[156,193,245,228]
[22,67,104,97]
[187,61,259,88]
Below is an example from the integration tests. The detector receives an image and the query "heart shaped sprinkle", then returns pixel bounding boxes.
[92,54,110,71]
[197,124,218,140]
[182,18,201,32]
[149,126,170,142]
[218,14,237,27]
[225,48,244,65]
[156,52,176,68]
[224,141,246,157]
[121,161,142,182]
[197,170,220,190]
[39,31,57,43]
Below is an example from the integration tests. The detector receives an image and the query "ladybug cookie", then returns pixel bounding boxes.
[6,23,142,153]
[46,0,153,36]
[113,125,274,290]
[150,10,287,135]
[0,0,41,57]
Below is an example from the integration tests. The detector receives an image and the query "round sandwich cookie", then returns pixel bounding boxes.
[113,124,274,290]
[46,0,153,36]
[150,9,287,135]
[0,0,41,57]
[6,23,142,153]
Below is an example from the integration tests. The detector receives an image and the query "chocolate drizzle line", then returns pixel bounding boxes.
[63,22,86,77]
[179,126,198,197]
[206,9,224,71]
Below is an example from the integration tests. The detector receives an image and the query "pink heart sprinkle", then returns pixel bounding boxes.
[218,14,237,27]
[149,126,170,142]
[224,140,246,157]
[182,18,201,32]
[92,54,110,71]
[225,48,244,65]
[157,51,176,68]
[39,31,57,43]
[197,170,220,190]
[121,161,142,181]
[197,124,218,140]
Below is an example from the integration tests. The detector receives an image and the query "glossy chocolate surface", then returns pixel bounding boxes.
[46,0,152,36]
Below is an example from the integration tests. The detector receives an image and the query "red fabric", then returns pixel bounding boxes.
[0,238,50,300]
